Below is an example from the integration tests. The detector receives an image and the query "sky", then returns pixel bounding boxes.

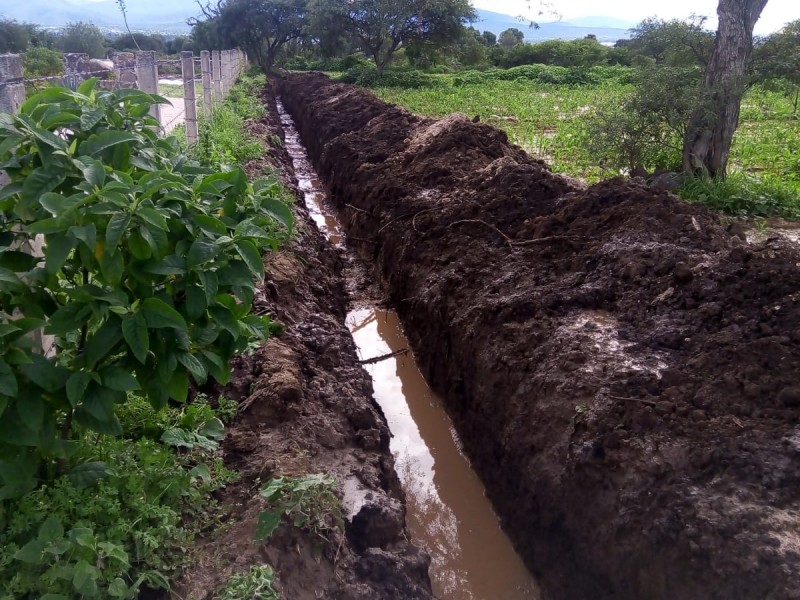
[471,0,800,34]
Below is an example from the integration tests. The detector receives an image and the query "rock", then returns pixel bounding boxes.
[347,498,405,551]
[650,171,686,192]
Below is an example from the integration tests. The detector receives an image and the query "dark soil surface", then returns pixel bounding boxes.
[174,80,434,600]
[279,72,800,600]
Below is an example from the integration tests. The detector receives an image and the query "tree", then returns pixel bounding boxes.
[0,19,31,53]
[498,27,525,49]
[481,30,497,46]
[60,22,106,58]
[192,0,307,71]
[626,17,714,67]
[753,20,800,113]
[111,33,165,52]
[310,0,475,76]
[682,0,768,177]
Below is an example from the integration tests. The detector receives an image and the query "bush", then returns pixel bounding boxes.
[0,80,292,499]
[452,65,634,87]
[22,47,63,78]
[339,65,438,88]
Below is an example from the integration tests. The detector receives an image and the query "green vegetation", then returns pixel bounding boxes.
[255,474,343,543]
[219,565,280,600]
[195,73,271,168]
[0,71,293,597]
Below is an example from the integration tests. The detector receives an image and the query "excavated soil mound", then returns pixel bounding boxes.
[279,73,800,600]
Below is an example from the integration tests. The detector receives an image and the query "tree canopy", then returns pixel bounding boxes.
[309,0,475,75]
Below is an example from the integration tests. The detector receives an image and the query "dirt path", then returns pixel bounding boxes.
[175,81,434,600]
[279,72,800,600]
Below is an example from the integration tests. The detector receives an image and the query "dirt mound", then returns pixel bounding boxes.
[175,80,434,600]
[279,73,800,600]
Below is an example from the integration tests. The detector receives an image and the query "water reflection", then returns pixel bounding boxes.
[347,308,540,600]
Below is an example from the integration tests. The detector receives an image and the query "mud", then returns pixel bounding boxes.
[175,81,434,600]
[279,72,800,600]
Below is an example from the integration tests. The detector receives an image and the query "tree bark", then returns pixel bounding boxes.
[682,0,768,177]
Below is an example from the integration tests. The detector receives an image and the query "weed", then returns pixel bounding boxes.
[255,474,343,543]
[219,565,280,600]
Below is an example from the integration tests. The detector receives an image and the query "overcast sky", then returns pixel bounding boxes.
[471,0,800,34]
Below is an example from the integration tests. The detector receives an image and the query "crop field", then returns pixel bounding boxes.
[373,77,800,216]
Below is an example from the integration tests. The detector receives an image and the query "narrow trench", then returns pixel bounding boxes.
[277,99,541,600]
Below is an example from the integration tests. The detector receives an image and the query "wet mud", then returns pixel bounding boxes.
[175,81,434,600]
[279,72,800,600]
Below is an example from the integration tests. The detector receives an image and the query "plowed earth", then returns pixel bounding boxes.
[174,82,434,600]
[279,72,800,600]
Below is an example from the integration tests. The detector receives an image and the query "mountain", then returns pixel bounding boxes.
[0,0,200,33]
[1,2,633,41]
[473,9,631,43]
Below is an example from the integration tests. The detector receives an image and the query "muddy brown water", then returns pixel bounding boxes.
[277,99,540,600]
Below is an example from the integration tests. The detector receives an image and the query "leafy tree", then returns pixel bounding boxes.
[753,19,800,113]
[481,30,497,46]
[0,19,31,53]
[309,0,476,76]
[111,33,165,52]
[498,27,525,49]
[625,16,714,67]
[59,22,106,58]
[192,0,307,71]
[166,35,194,54]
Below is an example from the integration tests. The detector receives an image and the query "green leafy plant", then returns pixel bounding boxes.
[255,474,343,543]
[0,431,235,599]
[218,565,280,600]
[0,79,293,498]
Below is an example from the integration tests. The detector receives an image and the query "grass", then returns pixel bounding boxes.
[372,74,800,218]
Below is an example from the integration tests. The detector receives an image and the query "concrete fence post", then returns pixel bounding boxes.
[212,50,222,105]
[221,50,229,97]
[135,51,161,124]
[0,54,25,115]
[63,53,89,91]
[181,51,198,145]
[200,50,212,118]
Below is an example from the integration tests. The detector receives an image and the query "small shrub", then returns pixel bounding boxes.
[219,565,280,600]
[255,474,343,543]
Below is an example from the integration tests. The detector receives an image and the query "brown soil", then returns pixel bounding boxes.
[174,81,434,600]
[279,72,800,600]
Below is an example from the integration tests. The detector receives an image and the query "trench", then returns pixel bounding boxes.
[277,99,541,600]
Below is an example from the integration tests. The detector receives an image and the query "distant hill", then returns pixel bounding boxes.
[1,2,633,41]
[0,0,200,33]
[473,9,632,44]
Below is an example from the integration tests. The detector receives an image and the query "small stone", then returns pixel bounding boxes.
[778,387,800,408]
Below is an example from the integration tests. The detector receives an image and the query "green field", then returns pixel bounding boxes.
[372,76,800,217]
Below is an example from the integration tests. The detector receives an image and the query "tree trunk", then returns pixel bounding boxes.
[682,0,768,177]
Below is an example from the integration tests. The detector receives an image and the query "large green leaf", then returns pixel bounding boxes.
[186,241,218,267]
[105,212,131,251]
[0,359,18,397]
[44,234,74,274]
[141,298,187,330]
[84,317,124,368]
[79,131,139,157]
[236,240,264,278]
[122,313,149,364]
[19,168,66,218]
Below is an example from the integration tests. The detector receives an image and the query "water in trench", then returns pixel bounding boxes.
[277,99,540,600]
